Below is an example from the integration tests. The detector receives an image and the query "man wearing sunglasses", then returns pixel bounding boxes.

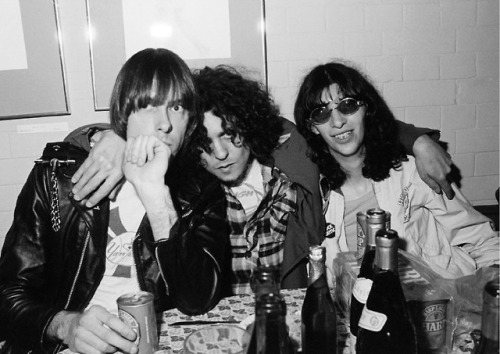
[294,61,498,280]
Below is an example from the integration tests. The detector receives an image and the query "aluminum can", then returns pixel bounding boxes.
[408,286,449,354]
[117,291,159,354]
[356,211,368,260]
[366,208,390,242]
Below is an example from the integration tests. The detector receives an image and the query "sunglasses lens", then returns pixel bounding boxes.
[309,98,363,124]
[337,98,361,115]
[311,106,331,124]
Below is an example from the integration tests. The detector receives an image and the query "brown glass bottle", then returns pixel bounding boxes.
[247,292,294,354]
[476,279,499,354]
[301,245,337,354]
[356,229,417,354]
[350,208,388,338]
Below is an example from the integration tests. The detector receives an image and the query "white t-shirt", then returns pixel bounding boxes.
[230,159,265,219]
[87,181,144,315]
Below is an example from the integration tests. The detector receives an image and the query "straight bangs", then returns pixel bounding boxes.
[110,48,196,139]
[123,66,196,118]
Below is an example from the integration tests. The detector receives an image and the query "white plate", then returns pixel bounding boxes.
[238,314,255,330]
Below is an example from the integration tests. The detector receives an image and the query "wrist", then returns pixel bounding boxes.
[46,311,77,342]
[140,186,178,241]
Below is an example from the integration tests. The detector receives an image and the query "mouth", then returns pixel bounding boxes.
[333,130,353,141]
[218,163,234,171]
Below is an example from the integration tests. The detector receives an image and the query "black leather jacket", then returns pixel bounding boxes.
[0,141,231,354]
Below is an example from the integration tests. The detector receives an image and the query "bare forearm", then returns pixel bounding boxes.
[136,184,178,241]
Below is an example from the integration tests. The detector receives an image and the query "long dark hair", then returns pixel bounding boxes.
[294,61,407,189]
[190,65,283,164]
[109,48,197,146]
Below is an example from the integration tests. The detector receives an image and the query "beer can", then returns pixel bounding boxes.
[356,211,368,260]
[385,211,391,230]
[366,208,388,244]
[117,291,159,354]
[408,286,449,354]
[367,208,391,229]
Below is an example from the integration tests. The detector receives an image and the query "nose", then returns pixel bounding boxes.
[157,110,172,133]
[328,108,347,129]
[212,139,229,160]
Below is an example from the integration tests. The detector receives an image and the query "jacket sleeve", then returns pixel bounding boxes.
[0,166,62,352]
[155,173,232,315]
[64,123,111,152]
[397,120,440,154]
[408,163,499,277]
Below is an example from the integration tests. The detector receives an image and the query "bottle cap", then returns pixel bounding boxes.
[308,245,325,261]
[366,208,386,224]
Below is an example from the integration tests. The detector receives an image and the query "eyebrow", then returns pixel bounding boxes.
[218,131,230,138]
[167,98,183,107]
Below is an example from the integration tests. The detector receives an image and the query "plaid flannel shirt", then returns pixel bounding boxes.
[224,165,297,294]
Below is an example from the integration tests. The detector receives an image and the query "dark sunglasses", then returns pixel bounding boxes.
[308,97,364,125]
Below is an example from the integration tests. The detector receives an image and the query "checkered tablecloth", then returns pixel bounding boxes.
[158,288,350,353]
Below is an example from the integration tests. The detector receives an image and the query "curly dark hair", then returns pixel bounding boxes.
[294,61,407,190]
[189,65,283,164]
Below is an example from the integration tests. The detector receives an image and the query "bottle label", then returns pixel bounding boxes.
[352,278,373,304]
[358,307,387,332]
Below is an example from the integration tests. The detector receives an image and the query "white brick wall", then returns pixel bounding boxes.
[267,0,499,208]
[0,0,498,249]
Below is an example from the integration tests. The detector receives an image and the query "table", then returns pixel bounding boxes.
[157,288,350,353]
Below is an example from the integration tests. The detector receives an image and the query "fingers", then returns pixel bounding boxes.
[85,172,124,207]
[71,158,101,200]
[421,175,442,195]
[126,136,150,166]
[441,183,455,200]
[70,306,138,354]
[72,131,125,203]
[71,156,119,205]
[126,136,169,165]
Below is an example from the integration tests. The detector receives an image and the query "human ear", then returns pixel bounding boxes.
[310,125,320,135]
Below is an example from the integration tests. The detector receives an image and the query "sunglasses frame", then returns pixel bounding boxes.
[308,97,364,125]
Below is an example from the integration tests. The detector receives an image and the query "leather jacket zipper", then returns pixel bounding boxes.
[52,230,91,354]
[64,230,91,309]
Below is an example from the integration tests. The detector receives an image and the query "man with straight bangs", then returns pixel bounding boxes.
[66,62,454,295]
[0,48,230,354]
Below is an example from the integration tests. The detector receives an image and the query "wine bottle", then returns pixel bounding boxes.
[301,245,337,354]
[356,229,417,354]
[476,279,499,354]
[350,208,388,339]
[247,292,294,354]
[251,264,281,299]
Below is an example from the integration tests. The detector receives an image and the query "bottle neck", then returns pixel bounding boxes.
[251,266,281,298]
[366,224,383,247]
[374,240,398,273]
[481,281,500,341]
[308,258,326,285]
[253,295,290,354]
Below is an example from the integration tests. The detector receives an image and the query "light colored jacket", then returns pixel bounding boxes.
[321,156,499,279]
